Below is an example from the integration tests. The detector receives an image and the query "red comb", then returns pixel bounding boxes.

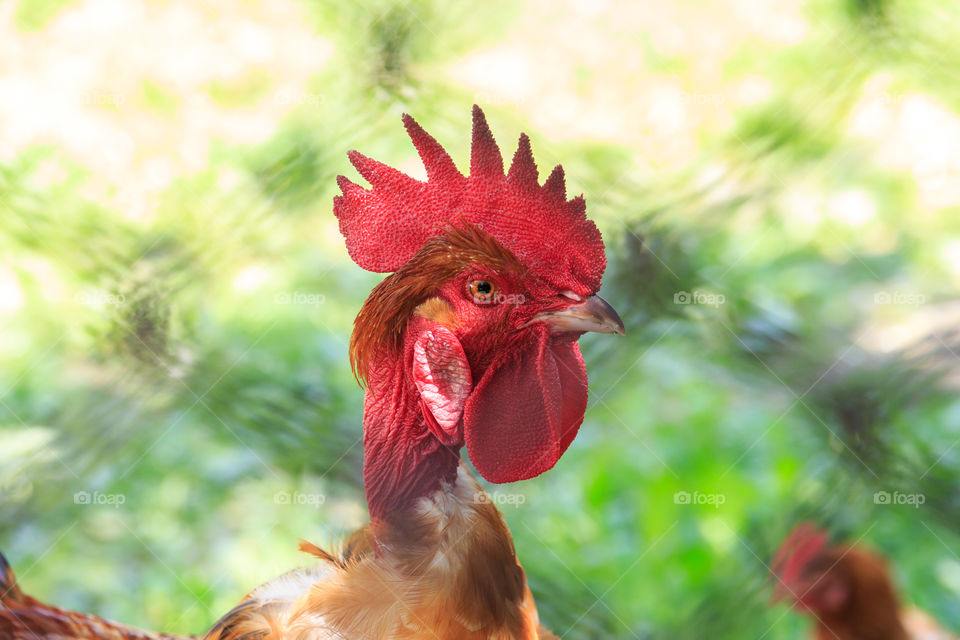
[333,106,606,293]
[772,522,830,595]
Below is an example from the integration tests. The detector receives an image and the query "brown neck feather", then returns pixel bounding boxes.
[304,467,538,639]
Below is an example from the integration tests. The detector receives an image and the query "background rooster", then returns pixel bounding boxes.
[771,522,957,640]
[1,107,623,639]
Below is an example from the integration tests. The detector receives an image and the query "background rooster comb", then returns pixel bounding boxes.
[772,522,830,588]
[334,105,606,293]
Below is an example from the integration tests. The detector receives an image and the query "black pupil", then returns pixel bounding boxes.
[475,281,492,295]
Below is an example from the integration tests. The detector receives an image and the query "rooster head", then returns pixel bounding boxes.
[771,522,861,615]
[335,106,623,504]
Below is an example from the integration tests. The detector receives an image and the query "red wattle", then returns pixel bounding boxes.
[462,334,588,484]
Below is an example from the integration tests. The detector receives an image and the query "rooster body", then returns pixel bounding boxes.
[1,107,620,640]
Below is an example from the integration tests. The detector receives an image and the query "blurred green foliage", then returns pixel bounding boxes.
[2,0,960,638]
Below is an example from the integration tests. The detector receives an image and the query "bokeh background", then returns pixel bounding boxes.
[2,0,960,637]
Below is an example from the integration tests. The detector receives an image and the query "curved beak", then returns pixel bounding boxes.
[531,294,625,336]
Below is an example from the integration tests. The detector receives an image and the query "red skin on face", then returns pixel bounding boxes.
[362,271,591,524]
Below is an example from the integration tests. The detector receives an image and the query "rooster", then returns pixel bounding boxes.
[1,106,623,640]
[771,522,957,640]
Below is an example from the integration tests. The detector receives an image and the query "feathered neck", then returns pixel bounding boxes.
[301,466,541,639]
[361,346,460,524]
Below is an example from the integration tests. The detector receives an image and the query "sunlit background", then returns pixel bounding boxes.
[2,0,960,637]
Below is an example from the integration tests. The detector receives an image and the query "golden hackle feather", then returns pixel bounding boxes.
[203,466,553,639]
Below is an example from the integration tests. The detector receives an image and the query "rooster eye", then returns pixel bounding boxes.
[467,279,497,304]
